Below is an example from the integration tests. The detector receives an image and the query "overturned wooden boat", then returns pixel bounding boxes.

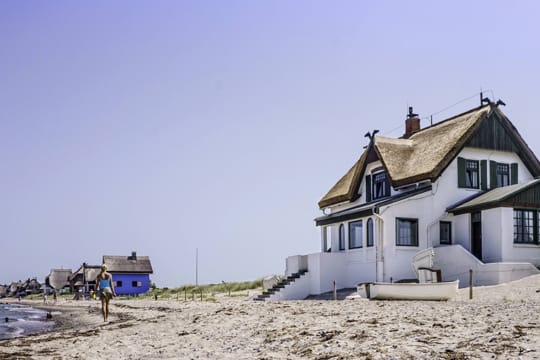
[357,280,459,301]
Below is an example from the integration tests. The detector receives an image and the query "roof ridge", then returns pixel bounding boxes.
[407,104,491,137]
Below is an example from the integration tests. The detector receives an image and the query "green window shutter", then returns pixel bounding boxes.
[511,163,518,184]
[490,160,498,189]
[480,160,487,190]
[384,173,391,197]
[365,175,372,202]
[457,157,466,188]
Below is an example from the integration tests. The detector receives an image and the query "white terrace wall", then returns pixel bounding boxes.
[433,245,539,287]
[284,251,377,299]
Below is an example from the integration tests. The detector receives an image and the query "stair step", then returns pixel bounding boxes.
[253,270,308,301]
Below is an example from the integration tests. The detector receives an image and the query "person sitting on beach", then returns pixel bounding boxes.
[96,264,116,322]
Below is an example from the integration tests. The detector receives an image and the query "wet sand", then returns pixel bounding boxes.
[1,275,539,359]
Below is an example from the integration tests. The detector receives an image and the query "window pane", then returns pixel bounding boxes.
[339,224,345,250]
[440,222,451,244]
[349,221,363,248]
[496,163,509,187]
[372,172,390,199]
[396,218,418,246]
[514,209,536,244]
[367,218,374,247]
[465,160,479,188]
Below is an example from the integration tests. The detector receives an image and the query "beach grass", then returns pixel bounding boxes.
[146,278,265,300]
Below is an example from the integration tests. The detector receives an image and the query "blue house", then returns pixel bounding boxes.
[103,252,153,295]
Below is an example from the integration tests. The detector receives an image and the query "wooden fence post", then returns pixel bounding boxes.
[469,269,473,300]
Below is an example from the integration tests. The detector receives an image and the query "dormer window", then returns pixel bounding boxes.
[365,171,391,202]
[373,172,390,199]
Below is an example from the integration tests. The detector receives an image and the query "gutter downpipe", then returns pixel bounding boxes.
[372,209,385,282]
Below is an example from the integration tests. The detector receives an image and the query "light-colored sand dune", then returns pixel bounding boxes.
[1,275,540,359]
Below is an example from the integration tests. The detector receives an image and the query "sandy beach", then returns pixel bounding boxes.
[1,275,540,360]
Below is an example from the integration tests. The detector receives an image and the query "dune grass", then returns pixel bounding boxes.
[15,278,274,302]
[146,278,267,301]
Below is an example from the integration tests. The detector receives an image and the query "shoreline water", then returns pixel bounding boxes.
[0,302,57,340]
[0,275,539,359]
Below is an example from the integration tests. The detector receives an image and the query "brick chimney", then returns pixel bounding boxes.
[404,106,420,138]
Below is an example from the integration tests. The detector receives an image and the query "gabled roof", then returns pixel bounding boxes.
[103,254,153,274]
[318,104,540,209]
[69,264,102,284]
[447,179,540,215]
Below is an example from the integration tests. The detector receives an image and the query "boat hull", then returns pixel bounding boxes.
[358,280,459,301]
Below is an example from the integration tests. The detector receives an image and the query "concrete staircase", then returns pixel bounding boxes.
[254,270,308,301]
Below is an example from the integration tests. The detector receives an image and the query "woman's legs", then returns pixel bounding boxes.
[100,297,107,321]
[104,298,110,321]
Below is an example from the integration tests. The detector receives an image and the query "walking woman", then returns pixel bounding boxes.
[96,264,116,322]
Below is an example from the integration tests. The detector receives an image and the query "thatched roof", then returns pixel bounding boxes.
[318,149,369,209]
[103,253,153,274]
[46,269,72,290]
[376,106,490,187]
[69,264,102,285]
[318,104,540,209]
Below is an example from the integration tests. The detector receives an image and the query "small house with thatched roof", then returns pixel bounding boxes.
[45,269,72,293]
[69,263,101,293]
[102,252,153,295]
[0,285,8,298]
[21,278,42,295]
[271,100,540,300]
[8,281,23,297]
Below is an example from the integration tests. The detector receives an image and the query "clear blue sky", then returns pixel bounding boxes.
[2,1,540,287]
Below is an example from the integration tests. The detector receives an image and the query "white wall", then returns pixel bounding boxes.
[433,245,539,287]
[482,208,504,262]
[452,213,471,250]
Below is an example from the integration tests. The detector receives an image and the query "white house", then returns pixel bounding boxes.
[264,101,540,300]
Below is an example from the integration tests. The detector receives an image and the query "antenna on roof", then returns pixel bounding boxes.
[480,92,492,105]
[407,106,418,118]
[496,99,506,107]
